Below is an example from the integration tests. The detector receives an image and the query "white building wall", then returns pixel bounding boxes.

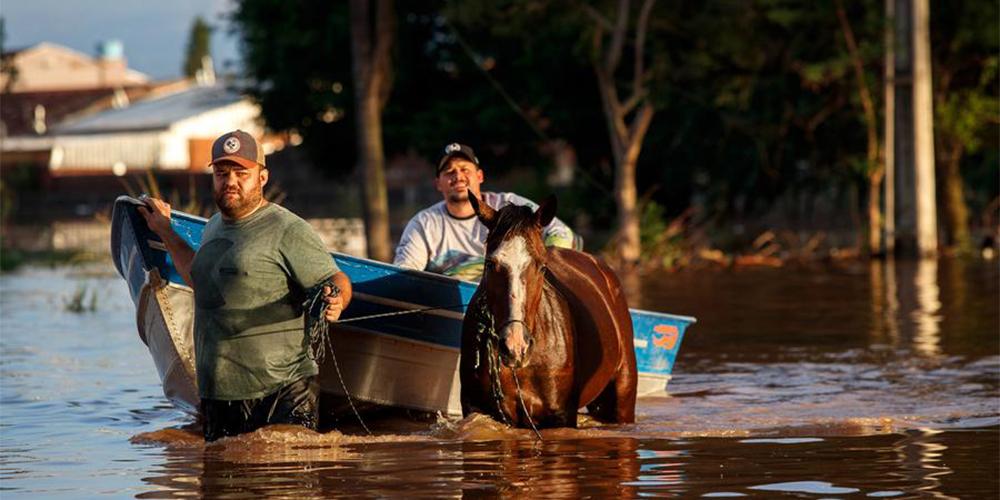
[50,131,163,172]
[47,99,261,173]
[165,101,263,170]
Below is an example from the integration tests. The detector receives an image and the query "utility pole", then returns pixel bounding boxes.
[883,0,896,255]
[890,0,938,258]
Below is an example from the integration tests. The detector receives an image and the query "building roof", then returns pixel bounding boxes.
[1,86,148,136]
[1,42,150,93]
[53,84,247,134]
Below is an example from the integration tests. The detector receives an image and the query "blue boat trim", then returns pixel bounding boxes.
[111,196,694,378]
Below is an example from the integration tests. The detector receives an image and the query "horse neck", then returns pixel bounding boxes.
[533,272,571,340]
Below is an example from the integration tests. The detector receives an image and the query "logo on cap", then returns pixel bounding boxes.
[223,136,241,154]
[445,143,461,154]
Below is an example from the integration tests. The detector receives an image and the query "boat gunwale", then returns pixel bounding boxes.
[114,196,697,326]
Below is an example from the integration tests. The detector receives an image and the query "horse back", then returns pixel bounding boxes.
[546,248,636,405]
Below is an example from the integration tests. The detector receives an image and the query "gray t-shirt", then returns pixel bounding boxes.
[191,203,339,400]
[393,192,578,281]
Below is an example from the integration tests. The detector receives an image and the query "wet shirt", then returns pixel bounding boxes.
[393,192,578,281]
[191,203,338,400]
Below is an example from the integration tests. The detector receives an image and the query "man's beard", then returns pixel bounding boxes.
[447,189,470,204]
[215,186,264,219]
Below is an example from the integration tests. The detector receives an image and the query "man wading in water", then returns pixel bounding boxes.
[139,130,351,441]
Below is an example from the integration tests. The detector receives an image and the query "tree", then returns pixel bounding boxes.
[931,0,999,253]
[183,16,212,79]
[446,0,666,264]
[583,0,656,265]
[1,17,18,94]
[350,0,395,262]
[835,0,884,255]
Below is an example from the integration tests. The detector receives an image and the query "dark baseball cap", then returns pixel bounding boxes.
[209,130,266,169]
[436,142,479,174]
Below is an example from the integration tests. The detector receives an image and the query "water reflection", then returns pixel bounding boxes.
[870,259,901,345]
[893,429,959,500]
[124,423,1000,499]
[134,433,650,499]
[912,259,943,356]
[871,258,943,356]
[3,263,997,499]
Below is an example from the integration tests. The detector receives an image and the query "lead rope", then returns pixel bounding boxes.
[304,281,373,436]
[511,369,543,442]
[470,293,542,441]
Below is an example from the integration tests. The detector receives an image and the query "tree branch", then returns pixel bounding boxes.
[605,0,630,73]
[633,0,654,95]
[620,89,647,117]
[582,4,614,32]
[834,0,878,165]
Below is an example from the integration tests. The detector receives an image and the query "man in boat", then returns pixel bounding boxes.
[138,130,352,441]
[393,142,580,281]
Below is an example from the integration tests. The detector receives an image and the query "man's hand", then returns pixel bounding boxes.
[323,285,344,322]
[138,196,175,239]
[135,195,195,287]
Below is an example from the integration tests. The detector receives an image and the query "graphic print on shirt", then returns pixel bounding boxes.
[427,250,486,282]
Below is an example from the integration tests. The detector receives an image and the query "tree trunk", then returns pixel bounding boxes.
[883,0,896,255]
[587,0,655,266]
[615,142,641,263]
[941,143,971,252]
[350,0,393,262]
[868,170,885,256]
[836,0,883,256]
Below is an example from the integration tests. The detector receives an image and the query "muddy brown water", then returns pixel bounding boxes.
[1,259,997,499]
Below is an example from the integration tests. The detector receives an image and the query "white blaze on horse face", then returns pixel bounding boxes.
[491,235,532,361]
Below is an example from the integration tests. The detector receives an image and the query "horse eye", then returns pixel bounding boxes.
[484,260,496,272]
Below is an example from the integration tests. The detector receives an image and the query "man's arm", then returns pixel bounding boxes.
[541,215,580,250]
[392,217,430,270]
[138,197,195,286]
[322,271,352,322]
[502,192,581,250]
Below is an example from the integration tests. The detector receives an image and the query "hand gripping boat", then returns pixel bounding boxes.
[110,196,695,416]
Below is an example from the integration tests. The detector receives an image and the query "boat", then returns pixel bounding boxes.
[110,195,695,417]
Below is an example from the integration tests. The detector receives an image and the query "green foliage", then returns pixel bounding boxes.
[0,16,18,93]
[230,0,355,174]
[183,16,213,78]
[228,0,999,243]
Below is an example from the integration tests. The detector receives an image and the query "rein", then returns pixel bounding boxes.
[470,293,543,441]
[334,303,469,324]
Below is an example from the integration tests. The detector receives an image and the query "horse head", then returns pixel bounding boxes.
[469,190,557,368]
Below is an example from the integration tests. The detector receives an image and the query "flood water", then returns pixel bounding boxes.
[2,259,997,499]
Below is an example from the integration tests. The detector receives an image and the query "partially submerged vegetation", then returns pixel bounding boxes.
[64,283,100,313]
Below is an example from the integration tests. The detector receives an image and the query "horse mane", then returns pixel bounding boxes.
[485,204,542,250]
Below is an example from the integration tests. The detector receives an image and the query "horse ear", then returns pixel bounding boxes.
[535,194,557,227]
[470,190,496,229]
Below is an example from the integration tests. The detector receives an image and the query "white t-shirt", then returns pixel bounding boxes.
[393,192,578,281]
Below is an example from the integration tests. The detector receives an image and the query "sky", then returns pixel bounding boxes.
[3,0,241,80]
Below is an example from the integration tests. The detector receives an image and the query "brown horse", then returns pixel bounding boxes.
[460,192,637,428]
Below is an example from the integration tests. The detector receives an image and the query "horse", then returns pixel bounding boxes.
[459,192,637,429]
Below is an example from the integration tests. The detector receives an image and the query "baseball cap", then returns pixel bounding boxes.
[436,142,479,174]
[209,130,266,169]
